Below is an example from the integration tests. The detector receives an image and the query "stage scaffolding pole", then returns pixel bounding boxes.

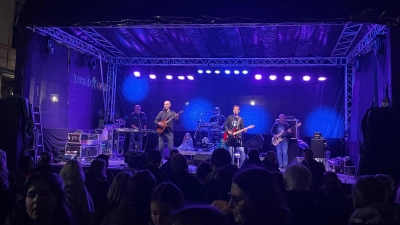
[105,64,117,124]
[344,64,353,139]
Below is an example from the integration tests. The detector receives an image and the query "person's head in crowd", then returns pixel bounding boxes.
[196,162,212,181]
[148,150,162,167]
[375,174,395,201]
[169,149,179,160]
[87,159,107,180]
[173,205,229,225]
[150,182,185,225]
[265,151,277,163]
[214,165,239,202]
[107,171,132,207]
[59,159,85,183]
[18,155,34,173]
[247,149,260,162]
[9,172,72,225]
[171,154,187,172]
[229,168,284,225]
[271,171,286,196]
[322,171,342,191]
[37,151,53,167]
[0,149,9,189]
[95,154,110,168]
[283,163,312,191]
[395,186,400,205]
[352,175,388,209]
[303,148,314,162]
[127,170,157,203]
[210,148,231,170]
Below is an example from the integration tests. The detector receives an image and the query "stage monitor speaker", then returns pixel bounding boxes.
[311,139,325,158]
[244,134,264,149]
[193,154,212,167]
[124,150,148,169]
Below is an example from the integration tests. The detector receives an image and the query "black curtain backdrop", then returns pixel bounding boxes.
[116,66,345,140]
[348,34,391,168]
[25,34,106,130]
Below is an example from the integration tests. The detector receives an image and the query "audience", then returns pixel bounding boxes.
[375,174,396,203]
[147,150,165,184]
[301,148,326,191]
[283,163,319,225]
[12,155,34,196]
[31,151,59,174]
[95,154,115,185]
[0,149,14,225]
[240,149,264,169]
[160,149,179,177]
[207,148,232,181]
[196,162,212,184]
[101,170,157,225]
[168,153,205,203]
[150,182,185,225]
[262,151,280,172]
[349,175,398,225]
[230,168,289,225]
[85,159,110,211]
[59,160,94,225]
[7,172,73,225]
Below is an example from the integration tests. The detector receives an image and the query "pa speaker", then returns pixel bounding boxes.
[124,151,148,169]
[311,138,325,158]
[244,134,264,149]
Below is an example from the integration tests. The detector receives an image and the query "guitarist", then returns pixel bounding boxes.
[270,114,293,169]
[154,100,180,160]
[224,105,247,166]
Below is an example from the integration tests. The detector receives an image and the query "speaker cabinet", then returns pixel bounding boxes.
[311,139,325,158]
[244,134,264,149]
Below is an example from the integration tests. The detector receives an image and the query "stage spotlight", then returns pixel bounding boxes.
[255,74,262,80]
[149,74,156,79]
[178,76,185,80]
[250,99,256,106]
[198,70,203,74]
[318,77,327,81]
[87,57,96,69]
[133,71,140,77]
[303,76,310,81]
[215,70,220,74]
[166,75,173,80]
[45,39,54,54]
[50,94,59,103]
[187,75,194,80]
[185,102,189,105]
[242,70,248,74]
[234,70,240,74]
[269,75,277,80]
[206,70,211,74]
[225,70,230,74]
[284,76,292,81]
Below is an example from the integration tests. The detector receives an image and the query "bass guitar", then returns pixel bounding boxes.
[223,125,255,142]
[271,123,301,146]
[156,110,183,134]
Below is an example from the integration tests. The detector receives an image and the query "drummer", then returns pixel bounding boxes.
[209,107,226,129]
[208,107,225,143]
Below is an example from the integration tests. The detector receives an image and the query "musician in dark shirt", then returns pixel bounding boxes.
[128,105,147,151]
[154,101,180,160]
[209,107,226,128]
[270,114,292,169]
[224,105,247,166]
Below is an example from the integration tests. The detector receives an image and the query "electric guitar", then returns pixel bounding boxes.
[271,123,301,146]
[156,110,183,134]
[223,125,255,142]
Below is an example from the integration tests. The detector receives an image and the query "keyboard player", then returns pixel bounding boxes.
[126,105,147,151]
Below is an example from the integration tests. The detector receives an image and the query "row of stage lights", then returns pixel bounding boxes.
[133,71,327,81]
[198,69,248,74]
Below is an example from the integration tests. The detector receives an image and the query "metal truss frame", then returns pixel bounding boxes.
[347,24,387,63]
[79,27,126,57]
[105,63,117,123]
[113,57,347,67]
[344,65,353,138]
[29,27,114,62]
[331,23,363,57]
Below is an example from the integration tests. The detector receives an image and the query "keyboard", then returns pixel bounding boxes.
[115,128,156,133]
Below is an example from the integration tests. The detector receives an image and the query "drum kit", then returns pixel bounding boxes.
[194,113,224,151]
